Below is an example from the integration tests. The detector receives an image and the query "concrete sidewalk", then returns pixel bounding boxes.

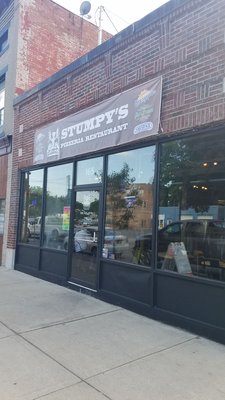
[0,268,224,400]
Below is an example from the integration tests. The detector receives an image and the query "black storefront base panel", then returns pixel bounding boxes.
[100,260,153,305]
[154,272,225,345]
[155,272,225,329]
[154,308,225,346]
[15,263,68,287]
[16,245,40,270]
[40,249,68,277]
[15,244,225,345]
[15,244,69,286]
[99,289,154,318]
[16,245,68,278]
[99,288,225,346]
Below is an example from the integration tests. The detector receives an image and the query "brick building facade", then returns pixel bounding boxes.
[8,0,225,343]
[0,0,111,266]
[15,0,111,94]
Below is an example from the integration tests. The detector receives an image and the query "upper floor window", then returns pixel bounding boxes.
[0,30,8,54]
[0,199,5,234]
[0,87,5,127]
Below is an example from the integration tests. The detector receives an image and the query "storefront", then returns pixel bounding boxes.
[15,115,225,344]
[16,77,162,291]
[10,0,225,344]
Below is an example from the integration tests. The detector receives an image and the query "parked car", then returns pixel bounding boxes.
[133,220,225,270]
[64,226,129,258]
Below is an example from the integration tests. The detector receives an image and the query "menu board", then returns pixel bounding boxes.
[162,242,192,274]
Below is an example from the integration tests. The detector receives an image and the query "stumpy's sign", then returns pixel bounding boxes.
[33,76,162,164]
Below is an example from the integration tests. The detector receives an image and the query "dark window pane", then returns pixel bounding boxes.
[44,163,73,249]
[20,170,44,245]
[158,132,225,282]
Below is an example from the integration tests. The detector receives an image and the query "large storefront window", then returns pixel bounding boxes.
[158,132,225,282]
[104,146,156,264]
[20,170,44,244]
[43,163,73,249]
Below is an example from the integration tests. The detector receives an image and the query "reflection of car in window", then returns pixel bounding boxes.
[75,228,97,255]
[133,220,225,272]
[28,216,67,242]
[63,226,129,258]
[64,227,97,254]
[28,217,42,237]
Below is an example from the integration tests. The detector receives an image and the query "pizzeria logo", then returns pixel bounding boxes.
[47,129,60,158]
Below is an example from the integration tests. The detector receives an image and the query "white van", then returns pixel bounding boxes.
[28,216,66,240]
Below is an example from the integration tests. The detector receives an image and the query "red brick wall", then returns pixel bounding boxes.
[16,0,111,94]
[9,0,225,248]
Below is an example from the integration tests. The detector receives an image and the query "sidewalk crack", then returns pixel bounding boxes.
[86,336,198,379]
[20,307,122,334]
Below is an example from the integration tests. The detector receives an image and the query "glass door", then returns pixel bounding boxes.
[69,190,100,288]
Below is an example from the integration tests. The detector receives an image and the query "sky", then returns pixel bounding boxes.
[53,0,169,35]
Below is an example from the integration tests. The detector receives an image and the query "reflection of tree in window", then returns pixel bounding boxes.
[160,136,225,214]
[29,186,43,218]
[89,199,99,214]
[106,162,142,230]
[160,141,190,209]
[75,201,84,224]
[46,192,70,215]
[45,164,72,217]
[20,170,43,244]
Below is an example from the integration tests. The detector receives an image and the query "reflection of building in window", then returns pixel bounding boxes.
[0,199,5,234]
[106,182,153,230]
[141,219,146,228]
[131,183,153,230]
